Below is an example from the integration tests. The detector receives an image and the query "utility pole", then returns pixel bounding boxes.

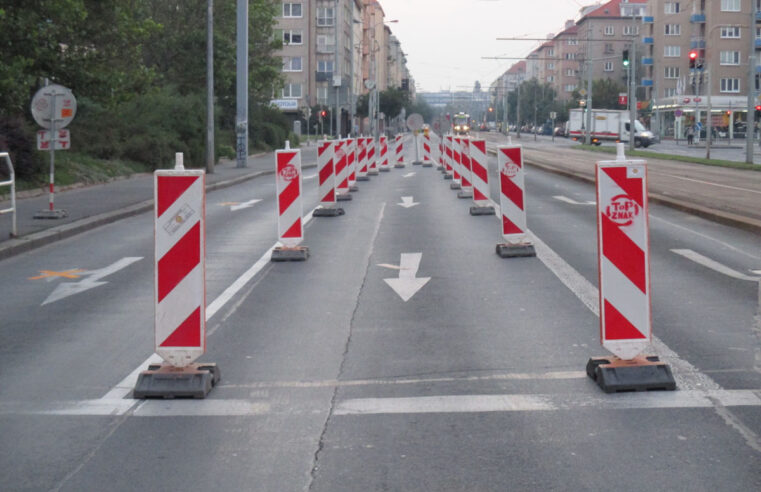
[334,0,341,138]
[747,1,756,164]
[206,0,215,173]
[585,27,592,145]
[628,36,637,152]
[235,0,248,167]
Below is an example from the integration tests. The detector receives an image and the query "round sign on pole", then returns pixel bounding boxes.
[406,113,424,131]
[674,109,683,117]
[31,84,77,129]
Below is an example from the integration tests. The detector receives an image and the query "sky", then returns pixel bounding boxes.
[377,0,602,93]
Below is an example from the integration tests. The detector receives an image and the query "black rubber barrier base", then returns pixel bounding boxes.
[443,174,453,180]
[34,209,69,219]
[357,176,370,181]
[450,183,462,190]
[470,206,495,216]
[586,356,677,393]
[457,191,473,199]
[379,167,391,172]
[134,363,220,399]
[271,246,309,262]
[313,207,345,217]
[349,185,359,192]
[496,243,537,258]
[368,170,379,176]
[422,162,433,167]
[436,165,444,171]
[412,161,422,165]
[336,193,353,202]
[394,163,406,168]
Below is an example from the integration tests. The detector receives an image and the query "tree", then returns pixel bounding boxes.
[591,78,627,109]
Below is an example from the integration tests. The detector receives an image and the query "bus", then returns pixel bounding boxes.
[453,113,470,135]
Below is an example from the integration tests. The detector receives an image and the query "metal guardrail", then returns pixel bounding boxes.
[0,152,17,237]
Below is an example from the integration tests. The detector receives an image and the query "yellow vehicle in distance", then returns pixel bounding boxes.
[453,112,470,135]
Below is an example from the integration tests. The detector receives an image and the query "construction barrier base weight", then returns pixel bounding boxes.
[271,246,309,262]
[336,192,353,201]
[496,243,536,258]
[349,184,359,192]
[134,363,220,399]
[443,174,452,180]
[422,161,433,168]
[449,182,461,190]
[357,176,370,181]
[457,190,473,199]
[469,205,495,216]
[33,209,68,219]
[313,206,345,217]
[586,356,676,393]
[379,167,390,172]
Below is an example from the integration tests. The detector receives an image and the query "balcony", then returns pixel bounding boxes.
[690,39,706,49]
[642,36,654,44]
[317,44,335,54]
[756,11,761,21]
[690,13,706,23]
[641,57,653,66]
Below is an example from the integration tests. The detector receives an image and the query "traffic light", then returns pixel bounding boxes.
[689,50,698,69]
[755,105,761,112]
[320,110,327,118]
[622,49,630,67]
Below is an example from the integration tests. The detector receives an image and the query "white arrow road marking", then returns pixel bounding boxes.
[553,195,596,205]
[397,196,420,208]
[402,172,416,178]
[671,249,760,282]
[383,253,430,302]
[230,199,262,211]
[42,257,143,305]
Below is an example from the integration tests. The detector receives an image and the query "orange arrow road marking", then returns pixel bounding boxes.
[29,269,85,280]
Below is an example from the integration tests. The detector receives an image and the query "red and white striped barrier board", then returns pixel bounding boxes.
[596,158,650,360]
[436,133,444,169]
[367,137,378,174]
[452,137,462,183]
[422,133,432,163]
[347,137,357,185]
[394,135,404,166]
[276,148,304,247]
[317,140,335,204]
[444,136,454,175]
[469,139,490,205]
[460,138,473,191]
[154,156,206,367]
[497,145,529,241]
[335,140,349,193]
[379,136,389,169]
[357,137,368,177]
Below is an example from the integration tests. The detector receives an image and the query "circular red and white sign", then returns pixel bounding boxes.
[502,162,520,178]
[280,164,299,182]
[605,194,640,226]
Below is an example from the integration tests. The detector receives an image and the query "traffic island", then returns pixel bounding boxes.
[134,363,220,399]
[271,246,309,261]
[496,242,536,258]
[586,355,676,393]
[313,206,345,217]
[469,205,495,216]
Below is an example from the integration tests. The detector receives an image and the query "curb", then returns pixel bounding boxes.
[0,156,318,261]
[486,148,761,234]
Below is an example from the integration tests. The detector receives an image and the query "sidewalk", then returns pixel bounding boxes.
[0,151,289,260]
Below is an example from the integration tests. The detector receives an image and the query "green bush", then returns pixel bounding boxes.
[287,132,300,147]
[0,116,44,181]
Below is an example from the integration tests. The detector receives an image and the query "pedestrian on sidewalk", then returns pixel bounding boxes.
[686,125,694,145]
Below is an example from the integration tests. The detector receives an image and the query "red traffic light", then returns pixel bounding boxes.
[689,50,698,60]
[320,110,327,117]
[755,105,761,111]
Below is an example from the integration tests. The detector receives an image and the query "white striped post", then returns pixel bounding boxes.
[313,140,344,216]
[496,145,535,257]
[367,137,379,175]
[272,147,309,260]
[379,136,390,172]
[334,139,352,201]
[450,137,463,189]
[357,137,369,181]
[394,134,405,168]
[443,135,454,179]
[347,137,358,190]
[468,138,493,215]
[457,138,473,198]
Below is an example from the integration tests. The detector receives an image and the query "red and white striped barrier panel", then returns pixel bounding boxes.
[154,154,206,367]
[443,135,454,178]
[469,138,491,207]
[357,137,368,178]
[394,135,405,167]
[497,145,529,242]
[335,139,349,194]
[451,137,462,185]
[422,133,433,164]
[367,137,378,174]
[346,137,357,187]
[379,136,390,171]
[596,156,650,360]
[459,138,473,193]
[275,147,304,247]
[436,133,444,170]
[317,140,336,204]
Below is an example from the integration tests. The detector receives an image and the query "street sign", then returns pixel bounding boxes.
[618,93,628,106]
[37,129,71,151]
[674,109,683,117]
[579,88,587,97]
[549,112,557,120]
[31,84,77,129]
[406,113,424,131]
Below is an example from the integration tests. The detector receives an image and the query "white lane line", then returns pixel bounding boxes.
[553,195,596,206]
[334,390,761,416]
[650,214,761,261]
[10,389,761,417]
[230,198,262,211]
[671,249,760,282]
[99,206,319,401]
[652,172,761,196]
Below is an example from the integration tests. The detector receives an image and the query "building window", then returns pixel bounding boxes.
[316,7,334,26]
[317,60,334,72]
[664,45,681,57]
[282,56,302,72]
[566,68,576,76]
[664,66,680,79]
[721,0,741,12]
[604,25,615,36]
[564,84,577,92]
[665,24,681,36]
[567,38,578,45]
[720,51,741,65]
[282,83,302,98]
[283,3,302,18]
[547,62,555,70]
[624,25,639,36]
[603,62,614,72]
[621,4,645,16]
[565,53,576,60]
[546,75,554,82]
[604,43,614,54]
[283,30,303,45]
[756,26,761,40]
[664,87,677,97]
[316,34,335,53]
[316,86,328,104]
[721,78,740,92]
[721,26,741,38]
[546,48,555,57]
[665,2,680,14]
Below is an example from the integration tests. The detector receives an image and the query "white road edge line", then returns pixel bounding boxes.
[100,206,319,401]
[671,248,760,282]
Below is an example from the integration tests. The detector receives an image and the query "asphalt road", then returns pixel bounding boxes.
[1,142,760,491]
